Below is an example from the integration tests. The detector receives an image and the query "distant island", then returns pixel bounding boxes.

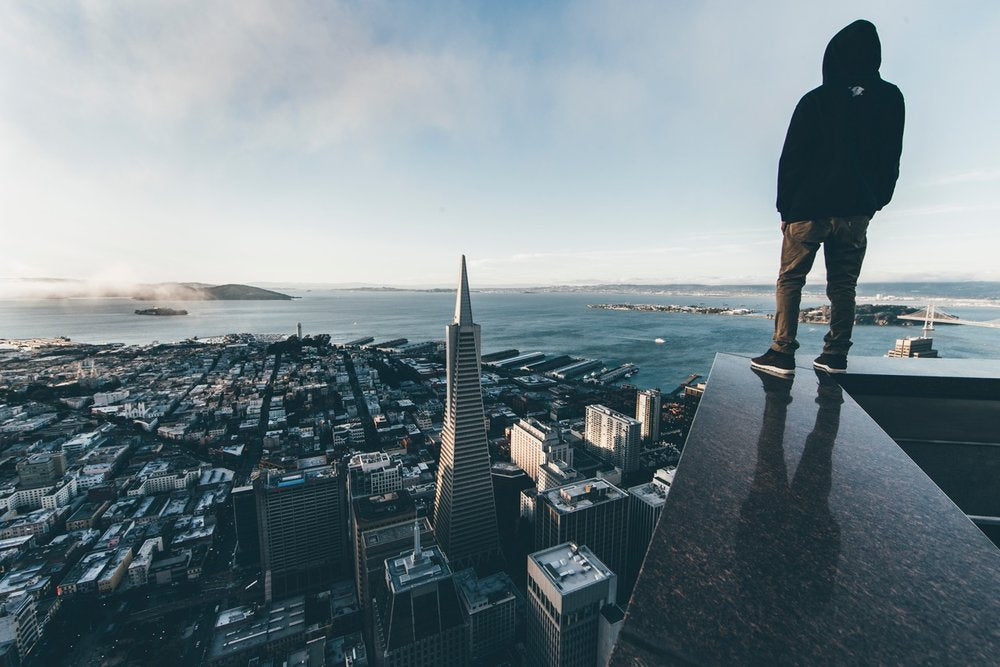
[132,283,294,301]
[798,304,919,326]
[590,303,757,316]
[135,308,188,316]
[593,302,926,326]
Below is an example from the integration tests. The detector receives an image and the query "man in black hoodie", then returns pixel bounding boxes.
[751,20,904,377]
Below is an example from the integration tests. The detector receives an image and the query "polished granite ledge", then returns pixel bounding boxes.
[611,353,1000,666]
[834,355,1000,400]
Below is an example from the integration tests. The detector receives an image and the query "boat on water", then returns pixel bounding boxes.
[654,337,666,344]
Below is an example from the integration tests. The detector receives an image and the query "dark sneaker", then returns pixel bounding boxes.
[750,349,795,377]
[813,353,847,374]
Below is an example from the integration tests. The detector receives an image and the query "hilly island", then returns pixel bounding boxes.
[131,283,294,301]
[9,279,294,301]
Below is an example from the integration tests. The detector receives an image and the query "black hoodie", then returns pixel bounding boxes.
[776,20,904,222]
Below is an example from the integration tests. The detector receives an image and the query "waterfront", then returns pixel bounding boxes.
[3,290,999,389]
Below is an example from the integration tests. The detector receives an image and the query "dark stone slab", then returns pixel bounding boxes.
[612,353,1000,666]
[836,355,1000,400]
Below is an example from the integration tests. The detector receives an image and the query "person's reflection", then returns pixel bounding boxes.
[736,371,843,623]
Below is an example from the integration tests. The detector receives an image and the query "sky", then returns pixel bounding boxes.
[2,1,999,288]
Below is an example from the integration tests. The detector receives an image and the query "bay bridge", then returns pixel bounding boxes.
[896,305,1000,330]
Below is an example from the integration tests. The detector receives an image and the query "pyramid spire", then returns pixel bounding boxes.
[454,255,474,326]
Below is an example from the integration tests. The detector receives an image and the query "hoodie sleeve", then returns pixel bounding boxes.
[875,85,905,209]
[776,95,817,220]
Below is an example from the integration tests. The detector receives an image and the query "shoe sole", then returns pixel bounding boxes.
[750,361,795,377]
[813,362,847,374]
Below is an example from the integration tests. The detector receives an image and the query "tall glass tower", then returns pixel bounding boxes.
[432,256,501,568]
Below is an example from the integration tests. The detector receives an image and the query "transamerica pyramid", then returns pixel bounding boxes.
[432,255,502,568]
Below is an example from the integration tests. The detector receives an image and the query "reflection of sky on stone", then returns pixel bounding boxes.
[2,2,998,285]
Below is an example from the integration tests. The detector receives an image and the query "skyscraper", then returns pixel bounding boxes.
[351,490,417,608]
[527,542,620,667]
[372,524,468,666]
[511,418,571,483]
[432,256,501,568]
[635,389,662,445]
[584,405,642,474]
[232,484,260,568]
[624,470,672,601]
[454,568,518,664]
[255,464,345,602]
[534,478,628,601]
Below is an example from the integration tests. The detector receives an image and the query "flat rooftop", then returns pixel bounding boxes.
[348,451,393,471]
[386,544,451,593]
[586,404,641,424]
[264,464,336,488]
[628,481,668,507]
[454,569,517,610]
[364,517,432,550]
[530,542,612,595]
[541,478,626,514]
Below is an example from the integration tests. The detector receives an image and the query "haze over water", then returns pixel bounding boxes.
[4,291,999,389]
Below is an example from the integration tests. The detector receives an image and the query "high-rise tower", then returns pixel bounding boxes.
[432,256,502,568]
[636,388,662,445]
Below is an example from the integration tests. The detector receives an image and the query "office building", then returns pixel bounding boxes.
[231,484,260,567]
[535,478,628,600]
[511,418,571,483]
[527,542,619,667]
[584,405,642,474]
[16,452,66,489]
[887,336,939,358]
[454,568,518,664]
[372,525,468,666]
[624,470,672,600]
[348,452,403,499]
[432,256,502,568]
[635,389,661,445]
[0,595,39,661]
[352,491,417,607]
[255,464,345,602]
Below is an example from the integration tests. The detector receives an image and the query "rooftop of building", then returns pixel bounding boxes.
[490,461,524,476]
[262,463,337,488]
[540,477,626,514]
[530,542,613,595]
[386,543,451,594]
[585,404,641,424]
[611,353,1000,665]
[347,451,394,471]
[628,480,669,507]
[353,491,414,525]
[209,597,307,660]
[454,568,517,611]
[363,516,432,550]
[514,417,562,438]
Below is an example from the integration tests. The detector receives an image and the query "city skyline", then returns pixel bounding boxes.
[3,2,1000,286]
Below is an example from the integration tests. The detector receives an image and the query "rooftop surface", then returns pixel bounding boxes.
[585,404,641,424]
[628,480,668,507]
[530,542,613,595]
[612,353,1000,665]
[454,568,517,611]
[263,464,336,488]
[386,544,451,593]
[541,478,626,514]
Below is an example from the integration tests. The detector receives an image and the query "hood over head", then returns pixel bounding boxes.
[822,20,881,86]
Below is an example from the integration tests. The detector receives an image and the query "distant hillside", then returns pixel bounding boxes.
[132,283,293,301]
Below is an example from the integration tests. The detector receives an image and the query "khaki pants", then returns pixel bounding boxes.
[771,216,870,356]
